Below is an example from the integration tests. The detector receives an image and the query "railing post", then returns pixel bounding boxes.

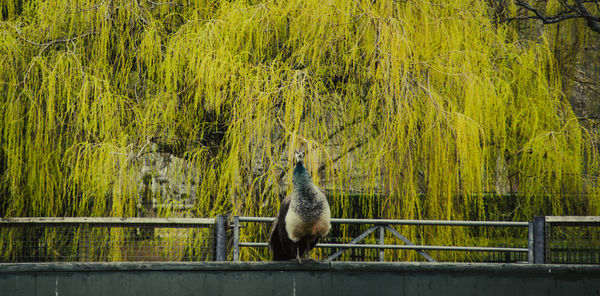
[527,221,534,264]
[533,216,546,264]
[215,215,228,261]
[545,219,552,264]
[233,216,240,261]
[379,226,385,262]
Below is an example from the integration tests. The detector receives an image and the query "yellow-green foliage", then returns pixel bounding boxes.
[1,0,598,261]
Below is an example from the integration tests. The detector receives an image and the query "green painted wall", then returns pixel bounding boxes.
[1,262,599,296]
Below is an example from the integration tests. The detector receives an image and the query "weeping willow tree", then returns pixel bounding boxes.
[1,0,598,261]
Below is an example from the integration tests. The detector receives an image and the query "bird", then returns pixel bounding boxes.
[268,149,331,262]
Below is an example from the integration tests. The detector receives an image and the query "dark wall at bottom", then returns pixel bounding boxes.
[1,262,599,296]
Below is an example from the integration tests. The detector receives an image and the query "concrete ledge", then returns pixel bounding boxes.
[2,261,600,274]
[2,262,599,296]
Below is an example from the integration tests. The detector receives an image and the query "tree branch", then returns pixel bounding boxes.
[504,0,600,35]
[317,139,368,175]
[16,31,97,55]
[574,0,600,33]
[145,0,187,8]
[515,1,580,23]
[502,14,581,24]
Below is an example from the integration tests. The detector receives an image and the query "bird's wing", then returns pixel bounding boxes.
[268,195,291,248]
[268,195,298,260]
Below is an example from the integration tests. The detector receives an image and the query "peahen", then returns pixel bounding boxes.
[268,149,331,262]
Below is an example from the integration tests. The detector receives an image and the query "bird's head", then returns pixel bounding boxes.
[294,149,305,164]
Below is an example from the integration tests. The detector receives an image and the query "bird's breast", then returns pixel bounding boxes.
[285,204,331,242]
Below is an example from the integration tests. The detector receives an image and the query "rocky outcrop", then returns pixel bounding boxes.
[136,148,199,216]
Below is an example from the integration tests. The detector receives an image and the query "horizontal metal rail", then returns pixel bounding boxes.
[545,216,600,223]
[321,244,529,253]
[238,217,529,227]
[0,217,215,228]
[238,242,528,253]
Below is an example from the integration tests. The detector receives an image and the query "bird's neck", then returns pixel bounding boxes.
[292,161,312,193]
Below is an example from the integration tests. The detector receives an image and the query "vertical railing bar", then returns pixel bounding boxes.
[215,215,227,261]
[545,218,551,264]
[528,221,534,264]
[533,216,545,264]
[379,226,385,262]
[233,216,240,261]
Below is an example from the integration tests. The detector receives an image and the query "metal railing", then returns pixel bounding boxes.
[232,217,531,262]
[1,216,598,264]
[0,217,215,262]
[536,216,600,264]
